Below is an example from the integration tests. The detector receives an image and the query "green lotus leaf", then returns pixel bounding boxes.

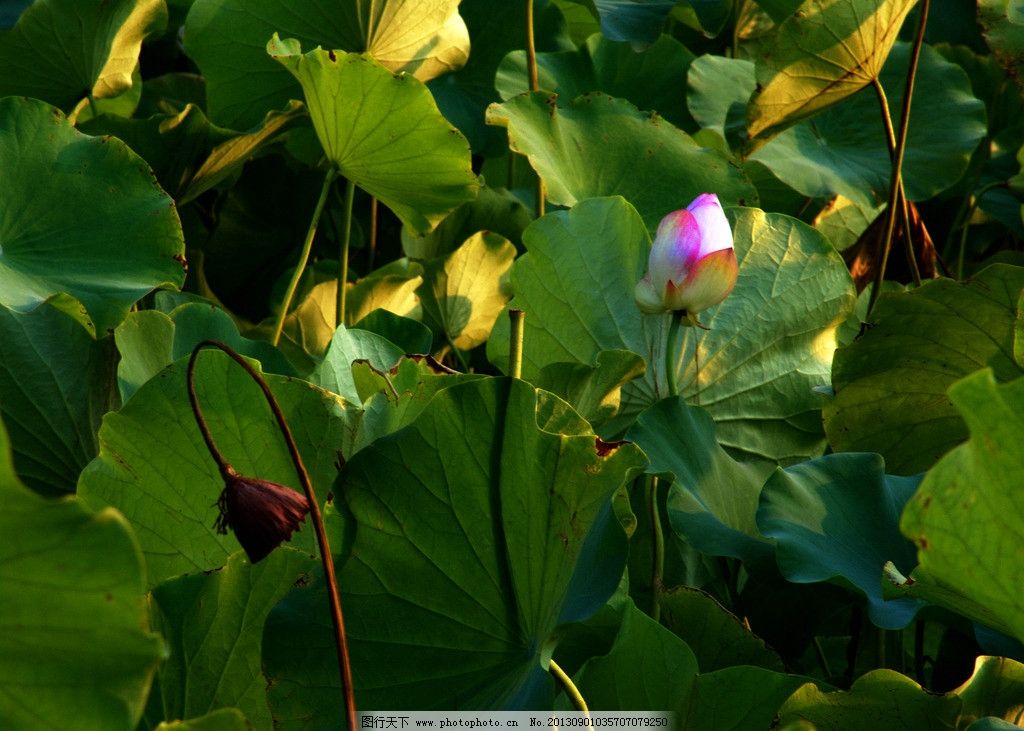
[184,0,468,128]
[114,302,294,403]
[776,670,961,729]
[489,198,855,462]
[149,549,314,730]
[900,369,1024,644]
[348,355,485,453]
[535,350,647,429]
[268,37,479,234]
[401,184,533,260]
[658,586,785,672]
[496,33,696,129]
[686,54,757,144]
[757,453,924,629]
[79,103,230,200]
[0,302,119,496]
[0,97,186,334]
[309,324,404,404]
[0,417,165,731]
[78,350,357,587]
[954,656,1024,727]
[813,196,883,251]
[569,601,805,727]
[182,101,307,203]
[630,398,776,567]
[751,44,987,209]
[0,0,166,109]
[353,310,433,355]
[263,378,646,718]
[824,264,1024,475]
[747,0,918,140]
[589,0,676,48]
[417,231,517,351]
[486,92,757,230]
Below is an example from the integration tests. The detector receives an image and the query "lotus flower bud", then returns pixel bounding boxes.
[214,466,310,563]
[634,193,738,319]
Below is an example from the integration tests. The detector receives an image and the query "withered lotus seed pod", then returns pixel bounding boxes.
[214,466,310,563]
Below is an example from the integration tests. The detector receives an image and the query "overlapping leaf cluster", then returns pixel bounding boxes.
[1,0,1023,729]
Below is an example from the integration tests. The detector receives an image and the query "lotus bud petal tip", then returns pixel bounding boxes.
[634,193,738,318]
[214,466,310,563]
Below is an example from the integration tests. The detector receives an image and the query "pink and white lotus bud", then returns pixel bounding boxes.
[634,193,738,317]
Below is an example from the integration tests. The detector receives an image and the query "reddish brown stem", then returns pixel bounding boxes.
[187,341,357,730]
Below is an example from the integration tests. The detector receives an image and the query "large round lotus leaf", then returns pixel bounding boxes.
[0,97,186,335]
[658,587,785,672]
[416,231,517,351]
[590,0,677,48]
[0,0,165,109]
[824,264,1024,475]
[687,54,757,143]
[570,600,804,726]
[184,0,468,128]
[0,418,165,731]
[776,670,961,729]
[751,44,987,209]
[629,398,776,568]
[149,549,314,731]
[489,197,855,462]
[757,453,924,629]
[308,323,404,405]
[114,302,295,404]
[78,351,358,587]
[262,379,646,718]
[954,656,1024,726]
[496,33,696,129]
[901,370,1024,645]
[0,302,119,497]
[486,92,757,231]
[746,0,918,140]
[268,37,479,235]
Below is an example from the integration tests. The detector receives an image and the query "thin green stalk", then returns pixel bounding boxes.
[187,341,357,731]
[866,0,930,317]
[956,181,1005,280]
[549,659,591,714]
[665,315,682,397]
[508,309,525,378]
[447,337,470,373]
[649,476,665,622]
[367,197,379,271]
[872,78,922,288]
[272,168,338,346]
[525,0,545,217]
[336,177,357,328]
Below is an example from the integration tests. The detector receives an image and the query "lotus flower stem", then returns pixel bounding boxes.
[648,476,665,622]
[336,176,357,327]
[665,315,682,398]
[867,0,930,317]
[548,658,590,714]
[187,341,357,731]
[870,79,921,288]
[272,167,338,346]
[508,309,525,379]
[367,197,379,271]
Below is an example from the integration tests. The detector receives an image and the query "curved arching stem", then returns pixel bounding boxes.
[187,341,357,731]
